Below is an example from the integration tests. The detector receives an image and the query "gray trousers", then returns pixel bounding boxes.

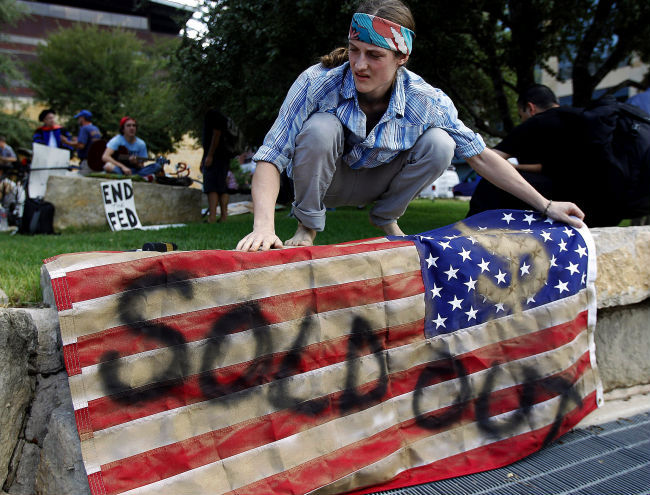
[291,112,456,231]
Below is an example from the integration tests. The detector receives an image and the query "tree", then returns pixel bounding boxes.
[28,25,190,154]
[177,0,650,145]
[0,0,25,90]
[176,0,354,145]
[564,0,650,107]
[0,0,34,149]
[0,109,35,153]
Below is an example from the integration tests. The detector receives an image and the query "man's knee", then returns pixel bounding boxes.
[104,163,120,174]
[295,113,343,154]
[413,127,456,167]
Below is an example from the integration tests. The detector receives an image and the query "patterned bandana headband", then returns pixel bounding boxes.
[349,12,414,55]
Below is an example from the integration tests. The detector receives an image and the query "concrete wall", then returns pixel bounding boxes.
[43,175,202,231]
[1,226,649,494]
[590,227,650,391]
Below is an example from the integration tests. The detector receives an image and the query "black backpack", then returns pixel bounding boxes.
[19,197,55,235]
[580,97,650,219]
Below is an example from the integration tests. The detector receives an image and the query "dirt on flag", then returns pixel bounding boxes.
[44,209,601,495]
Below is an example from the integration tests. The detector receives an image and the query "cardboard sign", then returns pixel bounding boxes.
[30,143,71,198]
[100,179,142,231]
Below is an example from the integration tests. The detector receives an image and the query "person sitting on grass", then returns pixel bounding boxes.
[101,116,162,179]
[236,0,584,252]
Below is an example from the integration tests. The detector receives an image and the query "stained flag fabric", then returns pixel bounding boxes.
[44,209,602,495]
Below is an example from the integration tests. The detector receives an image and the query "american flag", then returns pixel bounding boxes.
[44,209,601,495]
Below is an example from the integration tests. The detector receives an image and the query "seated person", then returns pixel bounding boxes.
[33,109,75,150]
[0,135,17,167]
[467,84,620,227]
[101,116,161,178]
[71,109,102,175]
[0,141,19,224]
[0,171,17,212]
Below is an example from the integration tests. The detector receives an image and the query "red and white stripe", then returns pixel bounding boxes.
[44,235,601,495]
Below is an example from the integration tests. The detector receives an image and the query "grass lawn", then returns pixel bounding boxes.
[0,198,470,306]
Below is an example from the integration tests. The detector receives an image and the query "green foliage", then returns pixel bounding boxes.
[0,109,35,151]
[0,0,25,89]
[28,25,190,154]
[229,158,252,189]
[176,0,650,145]
[0,0,32,151]
[558,0,650,106]
[176,0,354,144]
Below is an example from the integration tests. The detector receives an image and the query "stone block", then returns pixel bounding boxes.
[595,299,650,391]
[35,405,90,495]
[20,307,63,374]
[6,442,40,495]
[0,310,36,486]
[24,372,71,447]
[591,226,650,308]
[39,266,55,309]
[43,174,202,231]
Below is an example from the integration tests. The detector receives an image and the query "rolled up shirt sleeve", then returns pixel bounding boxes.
[434,92,486,160]
[253,68,319,173]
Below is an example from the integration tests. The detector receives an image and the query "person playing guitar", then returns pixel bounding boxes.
[102,116,161,178]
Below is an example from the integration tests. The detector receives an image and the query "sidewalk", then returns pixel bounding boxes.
[372,387,650,495]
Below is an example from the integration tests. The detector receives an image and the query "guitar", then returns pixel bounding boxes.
[114,145,147,169]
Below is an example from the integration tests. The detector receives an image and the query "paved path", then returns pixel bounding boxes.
[373,389,650,494]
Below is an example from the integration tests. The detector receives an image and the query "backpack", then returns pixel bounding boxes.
[19,197,55,235]
[580,97,650,219]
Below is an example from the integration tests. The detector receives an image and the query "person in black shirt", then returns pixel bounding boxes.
[201,109,232,223]
[467,85,618,226]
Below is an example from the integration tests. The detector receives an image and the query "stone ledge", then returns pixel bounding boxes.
[596,298,650,391]
[591,226,650,308]
[43,174,202,231]
[35,225,650,309]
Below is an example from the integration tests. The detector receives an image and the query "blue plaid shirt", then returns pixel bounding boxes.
[253,62,485,174]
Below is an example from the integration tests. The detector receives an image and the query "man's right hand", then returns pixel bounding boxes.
[236,229,283,252]
[236,161,283,252]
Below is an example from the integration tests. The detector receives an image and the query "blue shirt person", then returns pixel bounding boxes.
[236,0,585,252]
[0,136,16,166]
[101,116,160,178]
[72,110,102,160]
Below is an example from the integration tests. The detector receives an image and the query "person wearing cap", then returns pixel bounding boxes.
[33,109,74,150]
[236,0,585,252]
[102,116,160,178]
[71,110,102,175]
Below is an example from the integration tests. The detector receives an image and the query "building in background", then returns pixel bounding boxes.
[540,54,649,106]
[0,0,194,114]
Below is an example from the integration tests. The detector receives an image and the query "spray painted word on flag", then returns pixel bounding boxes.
[44,209,601,495]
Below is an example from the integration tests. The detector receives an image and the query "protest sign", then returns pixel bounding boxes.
[100,179,142,231]
[29,143,71,198]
